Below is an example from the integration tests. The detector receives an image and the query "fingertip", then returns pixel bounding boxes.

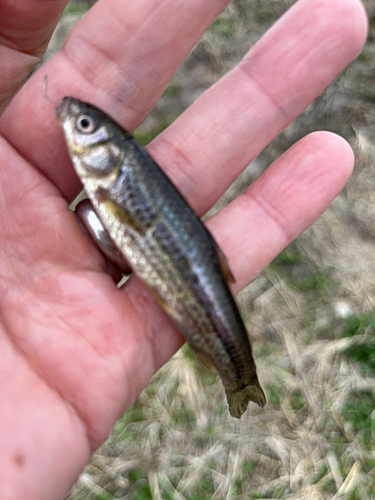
[296,0,368,58]
[305,0,368,64]
[328,0,369,60]
[306,131,354,187]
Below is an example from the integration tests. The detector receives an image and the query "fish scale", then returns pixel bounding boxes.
[57,97,266,418]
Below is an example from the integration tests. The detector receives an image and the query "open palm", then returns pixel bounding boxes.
[0,0,367,498]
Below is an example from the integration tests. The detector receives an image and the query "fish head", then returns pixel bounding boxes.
[57,97,127,189]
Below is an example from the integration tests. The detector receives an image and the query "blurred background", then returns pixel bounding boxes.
[48,1,375,498]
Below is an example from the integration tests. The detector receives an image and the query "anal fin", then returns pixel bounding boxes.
[147,285,176,319]
[189,344,217,373]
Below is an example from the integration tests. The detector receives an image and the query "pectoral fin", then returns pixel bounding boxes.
[95,188,145,234]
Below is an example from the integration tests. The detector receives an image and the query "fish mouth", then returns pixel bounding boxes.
[56,96,71,123]
[56,96,82,124]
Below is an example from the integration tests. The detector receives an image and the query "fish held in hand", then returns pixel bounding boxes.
[57,97,266,418]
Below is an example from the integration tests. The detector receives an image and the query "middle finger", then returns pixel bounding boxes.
[148,0,366,215]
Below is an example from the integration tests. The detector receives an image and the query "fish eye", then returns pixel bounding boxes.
[76,114,96,133]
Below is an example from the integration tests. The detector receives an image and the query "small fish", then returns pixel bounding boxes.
[57,97,266,418]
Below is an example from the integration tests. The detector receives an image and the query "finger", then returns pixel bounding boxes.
[148,0,367,214]
[119,132,354,404]
[0,0,69,113]
[0,0,231,199]
[206,132,354,293]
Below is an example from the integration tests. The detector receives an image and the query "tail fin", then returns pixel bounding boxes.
[225,381,266,418]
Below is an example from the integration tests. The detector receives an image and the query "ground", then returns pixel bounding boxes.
[44,1,375,498]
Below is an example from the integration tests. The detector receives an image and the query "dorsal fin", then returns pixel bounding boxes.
[205,233,234,285]
[203,226,235,284]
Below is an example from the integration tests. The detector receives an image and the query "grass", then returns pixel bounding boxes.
[270,248,306,267]
[162,84,182,98]
[129,471,152,500]
[133,115,179,146]
[340,314,375,375]
[289,272,333,293]
[342,391,375,447]
[209,17,235,38]
[270,246,335,296]
[63,1,93,17]
[357,49,373,63]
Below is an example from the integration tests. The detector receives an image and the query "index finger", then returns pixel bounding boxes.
[0,0,231,199]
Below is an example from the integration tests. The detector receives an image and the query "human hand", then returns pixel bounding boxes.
[0,0,367,498]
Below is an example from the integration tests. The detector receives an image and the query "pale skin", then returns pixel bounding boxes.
[0,0,368,498]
